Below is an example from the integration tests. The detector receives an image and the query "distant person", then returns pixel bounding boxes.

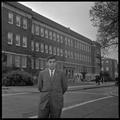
[95,76,98,84]
[38,55,68,118]
[101,76,104,84]
[95,75,100,85]
[115,77,118,86]
[98,76,100,85]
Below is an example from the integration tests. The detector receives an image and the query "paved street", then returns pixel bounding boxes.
[2,86,118,118]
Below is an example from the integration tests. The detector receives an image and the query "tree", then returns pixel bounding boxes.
[89,2,118,49]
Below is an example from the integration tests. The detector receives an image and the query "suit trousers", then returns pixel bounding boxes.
[38,99,62,118]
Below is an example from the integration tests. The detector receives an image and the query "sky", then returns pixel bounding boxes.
[19,2,118,61]
[19,2,97,41]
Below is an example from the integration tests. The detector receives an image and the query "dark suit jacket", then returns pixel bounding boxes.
[38,68,68,110]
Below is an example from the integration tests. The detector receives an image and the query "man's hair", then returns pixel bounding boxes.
[47,55,57,61]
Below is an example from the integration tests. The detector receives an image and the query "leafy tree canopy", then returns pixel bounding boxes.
[89,2,118,49]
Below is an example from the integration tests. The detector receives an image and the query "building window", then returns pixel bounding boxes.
[40,43,44,53]
[60,35,63,43]
[82,54,84,61]
[40,59,44,70]
[32,23,34,34]
[106,60,109,63]
[53,32,56,41]
[21,56,27,68]
[45,29,48,38]
[77,42,79,49]
[78,53,79,60]
[45,44,48,53]
[57,48,59,56]
[40,27,44,37]
[35,25,39,36]
[35,42,39,52]
[53,47,56,55]
[31,58,34,69]
[89,46,91,52]
[8,12,13,24]
[22,36,27,47]
[49,31,52,40]
[74,53,76,60]
[80,43,81,50]
[68,51,71,58]
[76,53,78,60]
[88,46,90,52]
[68,38,70,46]
[89,56,91,63]
[23,18,27,29]
[86,45,88,52]
[49,45,52,54]
[106,67,109,71]
[31,41,34,51]
[84,55,85,62]
[16,15,21,27]
[87,56,88,63]
[101,67,104,71]
[15,55,20,67]
[83,44,85,51]
[7,54,13,67]
[86,56,88,63]
[57,34,60,42]
[79,53,80,61]
[65,50,67,58]
[35,58,39,69]
[79,54,81,61]
[84,44,86,51]
[81,44,83,50]
[8,32,13,45]
[65,37,67,46]
[74,40,76,48]
[60,49,63,56]
[71,51,73,59]
[71,39,73,47]
[15,35,20,46]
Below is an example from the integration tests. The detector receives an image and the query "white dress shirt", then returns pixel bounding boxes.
[48,69,55,77]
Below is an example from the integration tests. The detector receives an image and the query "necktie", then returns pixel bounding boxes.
[51,70,54,77]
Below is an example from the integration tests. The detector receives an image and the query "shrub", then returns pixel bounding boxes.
[2,70,33,86]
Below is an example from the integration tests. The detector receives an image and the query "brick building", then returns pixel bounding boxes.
[101,57,118,80]
[2,2,101,81]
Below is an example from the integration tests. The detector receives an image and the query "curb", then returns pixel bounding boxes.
[2,84,115,94]
[68,84,115,91]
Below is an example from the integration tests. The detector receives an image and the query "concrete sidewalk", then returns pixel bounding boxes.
[2,82,115,94]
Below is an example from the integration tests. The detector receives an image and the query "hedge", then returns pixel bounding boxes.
[2,70,34,86]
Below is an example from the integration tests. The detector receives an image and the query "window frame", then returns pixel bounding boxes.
[31,41,34,51]
[45,44,48,53]
[7,54,13,67]
[40,43,44,53]
[23,18,27,29]
[8,32,13,45]
[40,27,44,37]
[8,12,13,24]
[22,36,27,48]
[21,56,27,68]
[15,34,20,46]
[16,15,21,27]
[35,42,39,52]
[14,55,20,67]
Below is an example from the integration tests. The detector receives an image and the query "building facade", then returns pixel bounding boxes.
[2,2,101,81]
[101,57,118,80]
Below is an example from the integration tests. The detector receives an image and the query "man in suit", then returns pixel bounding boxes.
[38,55,68,118]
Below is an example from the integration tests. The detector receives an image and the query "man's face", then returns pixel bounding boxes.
[47,59,56,70]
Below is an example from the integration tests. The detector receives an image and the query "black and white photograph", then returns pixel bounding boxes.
[2,1,118,118]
